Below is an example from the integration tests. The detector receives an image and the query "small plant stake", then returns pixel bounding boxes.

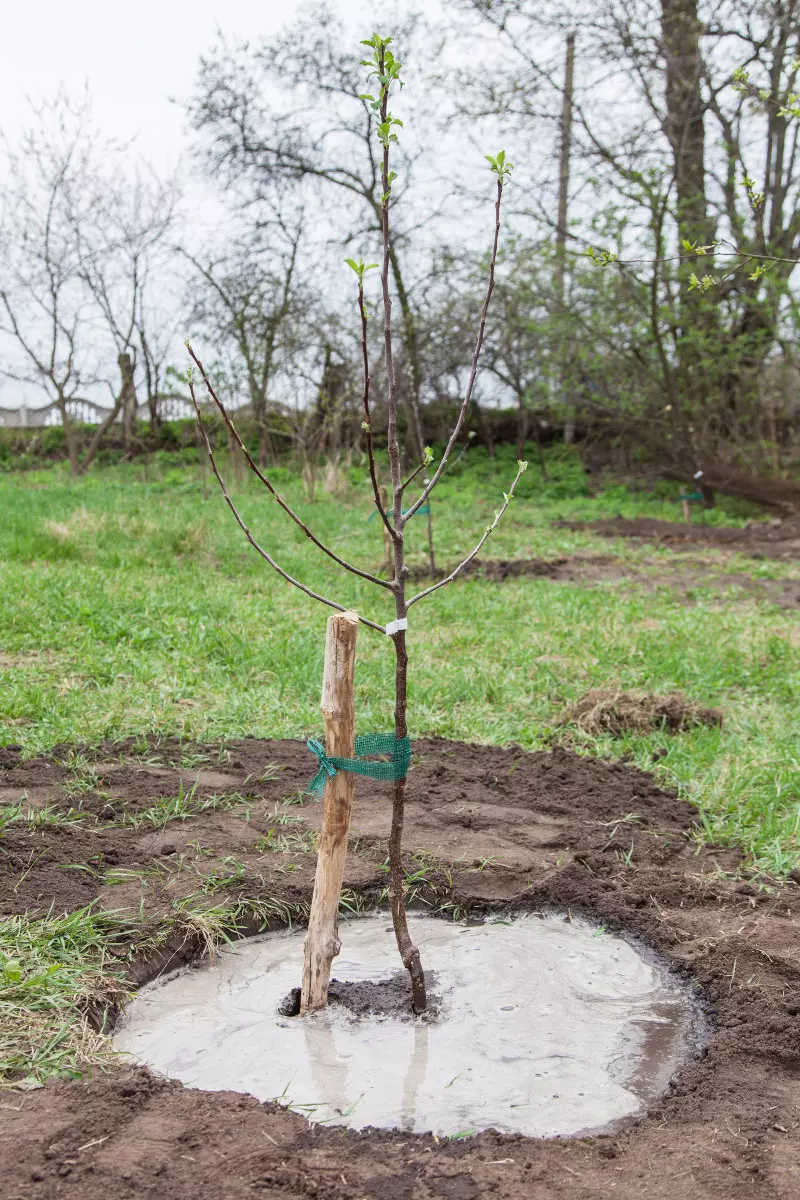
[301,610,359,1013]
[679,488,704,524]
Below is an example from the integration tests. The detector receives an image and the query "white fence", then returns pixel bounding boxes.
[0,395,199,429]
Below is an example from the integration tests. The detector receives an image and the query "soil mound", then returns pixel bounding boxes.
[408,555,622,582]
[2,736,800,1197]
[278,971,442,1022]
[407,553,799,607]
[562,688,723,735]
[556,515,800,559]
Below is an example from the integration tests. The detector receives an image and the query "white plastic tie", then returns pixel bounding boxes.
[385,617,408,637]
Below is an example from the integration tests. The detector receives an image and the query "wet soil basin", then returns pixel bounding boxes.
[114,912,701,1138]
[2,736,800,1198]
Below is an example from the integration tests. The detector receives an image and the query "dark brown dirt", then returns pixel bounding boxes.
[280,973,443,1022]
[557,514,800,560]
[561,688,723,735]
[408,557,618,583]
[2,736,800,1198]
[0,738,312,917]
[409,553,800,608]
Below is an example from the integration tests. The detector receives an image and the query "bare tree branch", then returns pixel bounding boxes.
[407,459,528,607]
[187,367,385,633]
[186,343,392,590]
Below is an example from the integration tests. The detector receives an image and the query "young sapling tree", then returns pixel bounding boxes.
[186,32,525,1013]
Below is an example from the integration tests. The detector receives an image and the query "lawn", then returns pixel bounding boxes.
[1,443,797,876]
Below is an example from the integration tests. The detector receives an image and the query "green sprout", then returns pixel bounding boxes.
[586,245,618,268]
[688,272,716,292]
[344,258,379,286]
[485,149,513,183]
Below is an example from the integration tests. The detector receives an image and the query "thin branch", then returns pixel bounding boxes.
[186,343,391,590]
[403,177,506,521]
[356,281,396,545]
[381,167,402,529]
[187,373,385,634]
[407,460,528,608]
[398,457,429,496]
[582,243,800,269]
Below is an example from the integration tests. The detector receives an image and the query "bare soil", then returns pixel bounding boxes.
[279,973,443,1023]
[2,736,800,1198]
[556,515,800,560]
[410,553,800,608]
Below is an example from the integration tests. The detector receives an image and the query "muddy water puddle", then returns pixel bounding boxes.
[114,913,698,1138]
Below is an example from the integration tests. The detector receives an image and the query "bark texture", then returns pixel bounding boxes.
[300,610,359,1014]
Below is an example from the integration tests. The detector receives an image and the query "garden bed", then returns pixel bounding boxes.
[2,737,799,1197]
[556,515,800,559]
[409,554,800,608]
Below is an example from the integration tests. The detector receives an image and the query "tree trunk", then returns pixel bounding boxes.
[661,0,717,431]
[147,395,160,440]
[77,396,125,475]
[140,332,160,438]
[555,32,576,445]
[379,484,391,567]
[533,419,548,481]
[378,45,427,1011]
[257,421,275,468]
[57,393,79,476]
[390,627,427,1013]
[470,396,495,458]
[662,0,714,264]
[301,610,359,1013]
[387,241,437,574]
[119,352,138,451]
[302,452,317,502]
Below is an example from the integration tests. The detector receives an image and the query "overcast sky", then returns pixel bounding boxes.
[0,0,545,413]
[0,0,385,174]
[0,0,442,411]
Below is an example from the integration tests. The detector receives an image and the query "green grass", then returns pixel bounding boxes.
[0,908,130,1084]
[0,443,798,1085]
[121,780,248,830]
[0,891,312,1086]
[0,444,798,877]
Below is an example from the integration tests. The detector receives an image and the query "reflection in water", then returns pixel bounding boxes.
[303,1015,351,1123]
[400,1022,429,1132]
[115,913,701,1139]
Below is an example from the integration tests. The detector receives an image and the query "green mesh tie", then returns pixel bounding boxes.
[305,733,411,796]
[367,504,430,523]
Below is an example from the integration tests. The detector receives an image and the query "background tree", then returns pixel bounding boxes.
[183,210,305,465]
[450,0,800,499]
[0,95,103,474]
[0,93,182,471]
[75,167,180,453]
[188,5,442,569]
[136,281,191,438]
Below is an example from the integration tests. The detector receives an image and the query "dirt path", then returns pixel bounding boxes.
[2,737,799,1198]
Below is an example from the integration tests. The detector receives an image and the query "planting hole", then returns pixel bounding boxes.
[114,912,699,1138]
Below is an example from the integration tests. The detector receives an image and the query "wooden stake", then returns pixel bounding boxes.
[300,610,359,1014]
[682,498,691,525]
